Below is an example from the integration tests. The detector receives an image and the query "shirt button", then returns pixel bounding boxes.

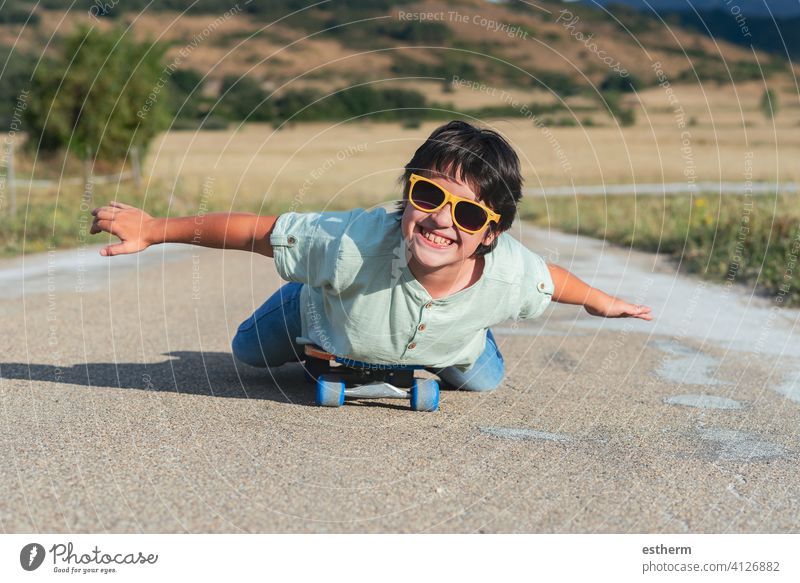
[537,282,546,291]
[288,236,297,245]
[407,342,417,350]
[425,302,433,309]
[418,324,426,331]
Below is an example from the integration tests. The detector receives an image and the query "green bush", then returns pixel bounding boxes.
[533,71,582,97]
[272,85,426,124]
[377,21,453,44]
[168,68,205,121]
[760,88,778,120]
[390,52,479,80]
[23,24,169,162]
[603,91,636,126]
[218,75,272,122]
[0,1,40,24]
[600,72,642,94]
[0,48,38,131]
[402,117,422,129]
[272,88,321,123]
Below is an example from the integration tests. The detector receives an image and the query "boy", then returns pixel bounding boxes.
[91,121,652,392]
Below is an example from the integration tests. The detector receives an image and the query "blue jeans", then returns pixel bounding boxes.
[231,282,505,392]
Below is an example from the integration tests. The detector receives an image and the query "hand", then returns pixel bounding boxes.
[90,201,156,256]
[585,296,653,320]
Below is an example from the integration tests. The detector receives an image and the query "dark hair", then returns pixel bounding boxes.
[395,120,523,258]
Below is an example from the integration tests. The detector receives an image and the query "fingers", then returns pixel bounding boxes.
[91,202,130,236]
[101,240,145,257]
[628,304,654,320]
[100,243,127,257]
[92,203,126,215]
[93,208,121,221]
[91,218,115,235]
[91,202,138,256]
[587,300,654,320]
[607,301,654,320]
[92,201,136,217]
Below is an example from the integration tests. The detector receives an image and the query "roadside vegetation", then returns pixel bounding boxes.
[520,193,800,306]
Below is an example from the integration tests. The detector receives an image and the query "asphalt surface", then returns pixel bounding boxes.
[1,223,799,533]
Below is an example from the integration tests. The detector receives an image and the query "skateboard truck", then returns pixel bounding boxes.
[303,345,439,411]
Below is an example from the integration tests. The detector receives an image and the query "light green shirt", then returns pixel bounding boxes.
[269,207,554,371]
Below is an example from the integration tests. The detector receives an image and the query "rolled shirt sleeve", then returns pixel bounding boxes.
[517,247,554,319]
[269,211,353,289]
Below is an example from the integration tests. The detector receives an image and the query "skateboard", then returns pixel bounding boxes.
[303,345,439,411]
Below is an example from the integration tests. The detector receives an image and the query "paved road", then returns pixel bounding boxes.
[1,223,798,533]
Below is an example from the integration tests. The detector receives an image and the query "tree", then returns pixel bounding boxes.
[0,0,40,24]
[0,48,37,131]
[600,72,641,94]
[24,24,170,162]
[168,68,205,121]
[604,91,636,127]
[219,75,272,122]
[760,88,778,120]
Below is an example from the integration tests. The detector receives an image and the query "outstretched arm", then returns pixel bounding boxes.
[90,201,278,257]
[547,263,653,320]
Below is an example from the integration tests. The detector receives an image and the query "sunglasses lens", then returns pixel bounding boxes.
[410,180,445,210]
[454,201,489,231]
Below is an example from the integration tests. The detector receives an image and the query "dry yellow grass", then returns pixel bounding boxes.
[139,81,800,214]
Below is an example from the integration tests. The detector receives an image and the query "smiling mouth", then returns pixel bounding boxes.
[416,226,456,248]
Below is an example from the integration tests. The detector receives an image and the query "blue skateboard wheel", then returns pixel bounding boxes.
[316,376,345,407]
[410,379,439,412]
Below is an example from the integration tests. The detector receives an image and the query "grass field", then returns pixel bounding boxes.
[139,80,799,207]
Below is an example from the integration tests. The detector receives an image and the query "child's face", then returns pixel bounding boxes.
[400,171,498,271]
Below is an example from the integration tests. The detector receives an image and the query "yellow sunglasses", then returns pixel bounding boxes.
[407,173,501,234]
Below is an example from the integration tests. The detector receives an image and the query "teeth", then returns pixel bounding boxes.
[422,229,452,246]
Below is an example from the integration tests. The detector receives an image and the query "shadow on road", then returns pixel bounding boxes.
[0,351,323,406]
